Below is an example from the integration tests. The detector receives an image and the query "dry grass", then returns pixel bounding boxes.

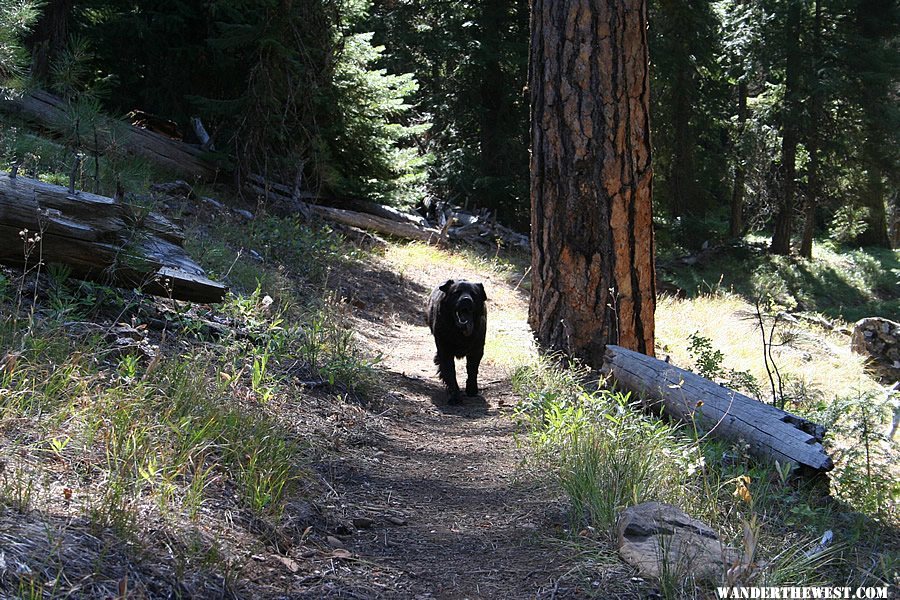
[655,292,880,405]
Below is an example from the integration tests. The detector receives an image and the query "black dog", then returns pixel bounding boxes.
[426,279,487,404]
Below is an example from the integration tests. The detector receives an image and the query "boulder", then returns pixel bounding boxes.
[616,502,743,582]
[851,318,900,382]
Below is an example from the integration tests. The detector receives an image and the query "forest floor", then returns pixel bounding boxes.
[1,194,896,599]
[276,246,640,599]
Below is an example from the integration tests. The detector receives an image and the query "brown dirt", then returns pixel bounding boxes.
[0,247,648,600]
[279,250,643,599]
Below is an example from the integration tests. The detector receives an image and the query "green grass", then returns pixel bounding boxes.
[0,205,383,595]
[512,356,899,598]
[659,237,899,323]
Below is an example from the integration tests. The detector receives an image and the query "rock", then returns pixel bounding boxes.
[150,180,195,198]
[616,502,742,583]
[851,317,900,382]
[352,516,375,529]
[234,208,255,221]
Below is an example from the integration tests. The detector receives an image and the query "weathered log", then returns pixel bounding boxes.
[0,173,225,303]
[244,174,427,226]
[309,205,442,244]
[0,90,218,181]
[602,345,833,474]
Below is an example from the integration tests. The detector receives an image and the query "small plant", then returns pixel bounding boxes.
[0,463,34,512]
[297,298,380,396]
[829,205,870,245]
[819,389,899,519]
[687,332,762,398]
[250,343,274,403]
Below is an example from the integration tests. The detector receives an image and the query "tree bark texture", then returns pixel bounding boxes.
[529,0,656,366]
[25,0,73,84]
[800,0,822,259]
[771,0,802,256]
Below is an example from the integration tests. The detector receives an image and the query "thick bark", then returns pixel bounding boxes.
[603,345,833,475]
[0,173,225,303]
[529,0,656,366]
[0,90,218,182]
[771,0,802,256]
[729,79,748,238]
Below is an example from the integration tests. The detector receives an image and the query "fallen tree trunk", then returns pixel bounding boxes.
[0,173,225,303]
[0,90,218,182]
[308,205,443,244]
[242,174,529,250]
[603,345,833,475]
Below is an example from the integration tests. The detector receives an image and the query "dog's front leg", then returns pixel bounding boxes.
[435,351,461,403]
[465,350,482,397]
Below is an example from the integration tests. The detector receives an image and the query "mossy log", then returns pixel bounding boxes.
[0,173,225,303]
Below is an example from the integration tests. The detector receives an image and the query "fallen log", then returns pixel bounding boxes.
[0,90,218,181]
[241,174,530,250]
[244,175,428,227]
[309,205,443,244]
[602,345,833,475]
[0,173,225,303]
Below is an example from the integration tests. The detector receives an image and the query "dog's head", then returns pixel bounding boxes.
[439,279,487,338]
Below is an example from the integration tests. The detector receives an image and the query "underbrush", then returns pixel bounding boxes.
[512,357,898,598]
[659,237,899,323]
[0,211,382,595]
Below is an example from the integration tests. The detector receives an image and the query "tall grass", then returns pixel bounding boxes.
[513,359,693,529]
[512,355,896,596]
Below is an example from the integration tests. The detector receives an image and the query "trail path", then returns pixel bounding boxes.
[295,249,628,599]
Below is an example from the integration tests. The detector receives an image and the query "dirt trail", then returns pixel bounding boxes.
[298,251,604,599]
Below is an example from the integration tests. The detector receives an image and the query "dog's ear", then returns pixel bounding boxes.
[475,283,487,301]
[439,279,455,293]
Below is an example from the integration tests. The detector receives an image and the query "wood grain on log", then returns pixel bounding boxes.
[603,345,833,474]
[0,173,225,303]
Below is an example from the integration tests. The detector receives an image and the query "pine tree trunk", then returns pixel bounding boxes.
[729,79,748,238]
[771,0,802,256]
[800,0,822,259]
[477,0,509,209]
[854,159,891,247]
[529,0,656,366]
[669,62,697,217]
[26,0,73,84]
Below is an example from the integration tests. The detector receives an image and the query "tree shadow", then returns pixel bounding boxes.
[659,241,899,322]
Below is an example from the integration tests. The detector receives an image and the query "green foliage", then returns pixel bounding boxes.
[325,28,430,205]
[687,332,762,398]
[0,0,41,96]
[370,0,530,224]
[513,360,692,529]
[816,388,899,520]
[295,296,381,397]
[829,205,871,244]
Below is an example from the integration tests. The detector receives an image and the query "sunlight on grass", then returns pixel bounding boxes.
[656,292,879,406]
